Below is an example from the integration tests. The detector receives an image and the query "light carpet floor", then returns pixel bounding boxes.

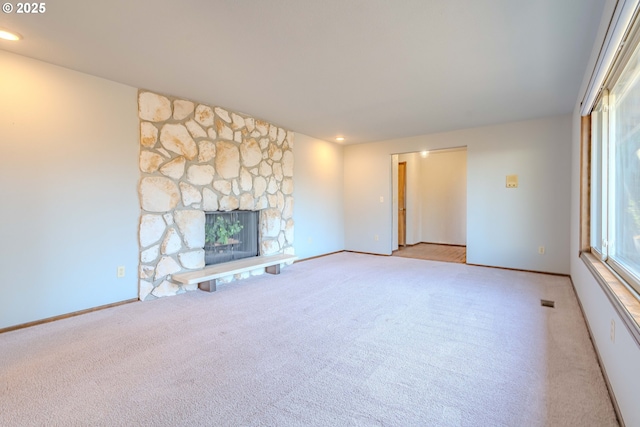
[0,252,617,426]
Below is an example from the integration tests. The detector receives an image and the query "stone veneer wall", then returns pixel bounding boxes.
[137,91,294,300]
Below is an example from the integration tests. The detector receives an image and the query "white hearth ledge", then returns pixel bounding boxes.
[172,254,297,292]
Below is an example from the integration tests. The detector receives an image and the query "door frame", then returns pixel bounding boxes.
[398,161,407,247]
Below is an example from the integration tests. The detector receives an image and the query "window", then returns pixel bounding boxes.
[590,32,640,296]
[582,0,640,347]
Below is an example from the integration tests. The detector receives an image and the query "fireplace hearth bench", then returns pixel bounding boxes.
[172,253,297,292]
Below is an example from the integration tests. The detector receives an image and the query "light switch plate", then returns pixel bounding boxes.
[506,175,518,188]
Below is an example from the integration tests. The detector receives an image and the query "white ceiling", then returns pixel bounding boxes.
[0,0,605,144]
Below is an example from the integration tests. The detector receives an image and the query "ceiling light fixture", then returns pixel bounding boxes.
[0,28,22,41]
[335,136,345,142]
[421,150,429,158]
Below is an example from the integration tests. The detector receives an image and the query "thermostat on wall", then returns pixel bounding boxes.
[506,175,518,188]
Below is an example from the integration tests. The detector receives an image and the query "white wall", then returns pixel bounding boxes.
[466,118,571,274]
[0,50,140,329]
[570,0,640,424]
[420,149,467,245]
[345,115,571,274]
[293,134,345,259]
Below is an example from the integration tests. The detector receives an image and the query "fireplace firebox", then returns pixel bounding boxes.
[204,211,259,266]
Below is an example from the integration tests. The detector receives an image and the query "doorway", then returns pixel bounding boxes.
[391,148,467,263]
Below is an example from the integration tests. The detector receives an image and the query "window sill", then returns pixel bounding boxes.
[581,252,640,347]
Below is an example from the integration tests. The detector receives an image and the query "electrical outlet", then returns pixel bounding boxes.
[117,266,125,278]
[611,319,615,343]
[374,235,379,241]
[538,246,545,255]
[379,196,384,203]
[307,237,313,244]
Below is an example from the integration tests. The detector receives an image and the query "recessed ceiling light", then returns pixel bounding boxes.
[0,28,22,41]
[335,136,345,142]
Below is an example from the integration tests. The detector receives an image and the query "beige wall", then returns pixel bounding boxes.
[293,134,345,259]
[0,50,140,329]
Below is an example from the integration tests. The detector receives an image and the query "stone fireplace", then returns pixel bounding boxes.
[204,210,259,265]
[137,91,294,300]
